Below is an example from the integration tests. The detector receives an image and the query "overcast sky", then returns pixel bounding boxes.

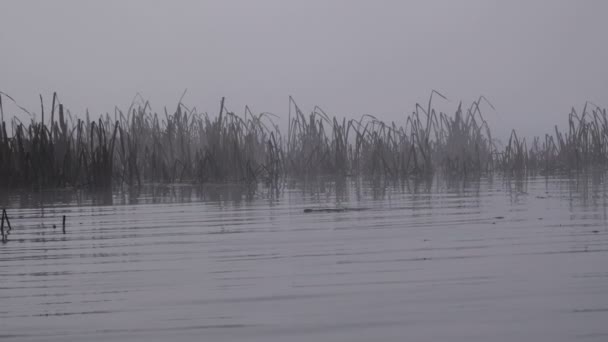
[1,0,607,139]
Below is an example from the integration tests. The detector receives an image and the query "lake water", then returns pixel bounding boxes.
[1,174,608,341]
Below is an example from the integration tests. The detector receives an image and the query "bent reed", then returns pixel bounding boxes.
[0,92,606,189]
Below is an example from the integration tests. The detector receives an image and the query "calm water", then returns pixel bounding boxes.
[1,174,608,341]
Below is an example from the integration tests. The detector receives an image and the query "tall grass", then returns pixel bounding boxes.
[498,103,608,173]
[0,92,606,189]
[0,93,279,188]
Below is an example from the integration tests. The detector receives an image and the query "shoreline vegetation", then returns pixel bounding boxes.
[0,91,606,189]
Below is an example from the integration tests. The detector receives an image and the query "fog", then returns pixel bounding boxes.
[1,0,607,140]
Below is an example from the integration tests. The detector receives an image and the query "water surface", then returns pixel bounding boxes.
[1,175,608,341]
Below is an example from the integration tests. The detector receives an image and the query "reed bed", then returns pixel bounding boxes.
[498,103,608,173]
[0,92,606,189]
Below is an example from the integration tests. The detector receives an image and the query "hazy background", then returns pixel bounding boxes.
[1,0,607,141]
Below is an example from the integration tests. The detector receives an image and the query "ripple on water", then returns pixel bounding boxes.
[1,175,608,342]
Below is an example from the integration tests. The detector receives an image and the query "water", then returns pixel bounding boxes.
[1,174,608,341]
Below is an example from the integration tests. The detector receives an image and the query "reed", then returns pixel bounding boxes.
[497,103,608,173]
[0,92,606,189]
[1,209,12,242]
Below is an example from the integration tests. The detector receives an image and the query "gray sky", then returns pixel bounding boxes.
[1,0,607,140]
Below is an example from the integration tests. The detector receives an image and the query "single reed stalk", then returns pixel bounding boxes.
[2,209,11,232]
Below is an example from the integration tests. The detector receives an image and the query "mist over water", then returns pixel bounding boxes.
[2,1,608,340]
[1,174,607,341]
[1,1,608,140]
